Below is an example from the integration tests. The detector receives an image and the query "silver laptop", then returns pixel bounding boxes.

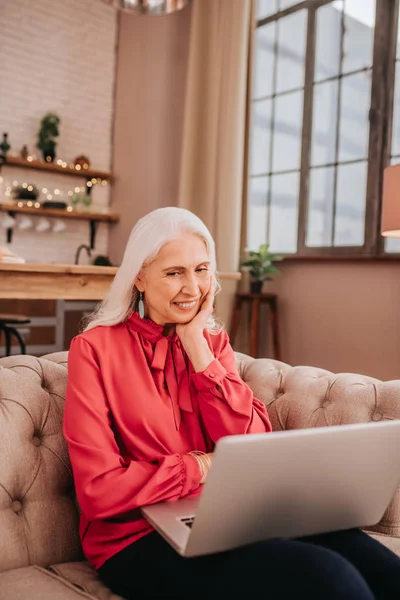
[141,420,400,557]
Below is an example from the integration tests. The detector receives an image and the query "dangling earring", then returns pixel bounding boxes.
[138,292,145,319]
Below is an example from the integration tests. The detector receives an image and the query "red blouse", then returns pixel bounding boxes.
[63,312,272,569]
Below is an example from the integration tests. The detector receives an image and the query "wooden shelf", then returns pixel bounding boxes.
[0,202,119,248]
[1,155,112,181]
[0,202,119,223]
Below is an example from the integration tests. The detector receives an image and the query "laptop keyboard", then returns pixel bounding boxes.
[180,517,195,529]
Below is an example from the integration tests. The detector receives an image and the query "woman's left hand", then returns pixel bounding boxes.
[176,281,215,371]
[176,285,214,347]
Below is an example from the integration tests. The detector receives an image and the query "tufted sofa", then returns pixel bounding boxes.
[1,351,400,599]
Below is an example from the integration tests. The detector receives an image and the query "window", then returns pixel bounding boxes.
[386,6,400,253]
[248,0,398,257]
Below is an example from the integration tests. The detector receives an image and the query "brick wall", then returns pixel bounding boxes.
[0,0,118,264]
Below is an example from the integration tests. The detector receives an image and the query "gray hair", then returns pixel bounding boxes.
[83,207,222,332]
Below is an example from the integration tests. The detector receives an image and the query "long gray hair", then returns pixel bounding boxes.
[83,207,222,332]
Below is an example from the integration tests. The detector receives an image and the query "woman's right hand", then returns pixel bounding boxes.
[189,451,213,484]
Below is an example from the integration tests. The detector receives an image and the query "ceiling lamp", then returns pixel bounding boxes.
[101,0,191,15]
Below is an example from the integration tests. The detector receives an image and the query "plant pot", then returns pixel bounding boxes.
[250,280,263,294]
[43,150,55,163]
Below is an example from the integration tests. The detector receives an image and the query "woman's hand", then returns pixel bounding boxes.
[176,285,214,345]
[176,280,215,372]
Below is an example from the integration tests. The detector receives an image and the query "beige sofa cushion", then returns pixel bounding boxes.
[50,562,124,600]
[0,354,82,572]
[367,532,400,556]
[0,565,96,599]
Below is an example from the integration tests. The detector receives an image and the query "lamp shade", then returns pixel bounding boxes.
[381,163,400,238]
[101,0,190,14]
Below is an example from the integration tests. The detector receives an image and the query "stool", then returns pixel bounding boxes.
[0,314,31,356]
[229,293,281,360]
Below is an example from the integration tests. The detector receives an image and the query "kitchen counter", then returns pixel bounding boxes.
[0,263,241,300]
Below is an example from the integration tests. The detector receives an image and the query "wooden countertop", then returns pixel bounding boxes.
[0,262,118,275]
[0,262,241,300]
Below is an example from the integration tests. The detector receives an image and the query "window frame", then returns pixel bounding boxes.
[251,0,400,258]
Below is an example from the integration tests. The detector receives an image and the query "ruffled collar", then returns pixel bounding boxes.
[125,311,178,343]
[124,311,191,430]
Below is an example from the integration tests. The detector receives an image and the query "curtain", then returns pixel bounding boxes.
[178,0,255,329]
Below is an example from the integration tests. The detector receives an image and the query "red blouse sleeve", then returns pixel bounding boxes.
[64,336,202,521]
[191,331,272,442]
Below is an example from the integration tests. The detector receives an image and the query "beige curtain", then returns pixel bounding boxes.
[178,0,255,329]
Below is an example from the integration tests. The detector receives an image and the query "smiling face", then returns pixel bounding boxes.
[135,233,213,329]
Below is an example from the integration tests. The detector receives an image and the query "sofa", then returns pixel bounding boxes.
[1,350,400,599]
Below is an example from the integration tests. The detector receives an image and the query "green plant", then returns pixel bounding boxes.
[240,243,283,282]
[37,113,60,161]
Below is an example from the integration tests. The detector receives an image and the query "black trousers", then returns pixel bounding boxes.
[98,528,400,599]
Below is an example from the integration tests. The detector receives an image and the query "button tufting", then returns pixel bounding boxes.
[32,436,41,447]
[372,413,382,422]
[11,501,22,513]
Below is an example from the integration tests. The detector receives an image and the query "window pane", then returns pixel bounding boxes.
[315,3,342,82]
[338,72,371,162]
[269,172,299,253]
[272,90,303,172]
[257,0,278,20]
[276,10,307,93]
[334,161,367,246]
[253,24,276,99]
[311,80,339,167]
[341,0,375,73]
[250,100,272,175]
[278,0,302,9]
[248,177,269,250]
[306,167,335,247]
[391,63,400,156]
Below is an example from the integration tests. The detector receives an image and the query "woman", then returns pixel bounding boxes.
[64,207,400,599]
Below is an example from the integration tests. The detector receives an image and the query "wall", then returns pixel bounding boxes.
[108,3,192,264]
[243,260,400,381]
[0,0,118,264]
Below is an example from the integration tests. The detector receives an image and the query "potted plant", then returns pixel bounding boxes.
[240,243,283,294]
[37,113,60,162]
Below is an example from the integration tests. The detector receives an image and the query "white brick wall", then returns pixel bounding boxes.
[0,0,118,263]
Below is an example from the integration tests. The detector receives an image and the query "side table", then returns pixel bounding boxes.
[229,292,281,360]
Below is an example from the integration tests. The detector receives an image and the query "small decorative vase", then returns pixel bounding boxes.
[20,145,29,159]
[0,133,11,156]
[250,280,263,294]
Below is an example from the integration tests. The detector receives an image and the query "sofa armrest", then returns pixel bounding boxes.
[234,354,400,431]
